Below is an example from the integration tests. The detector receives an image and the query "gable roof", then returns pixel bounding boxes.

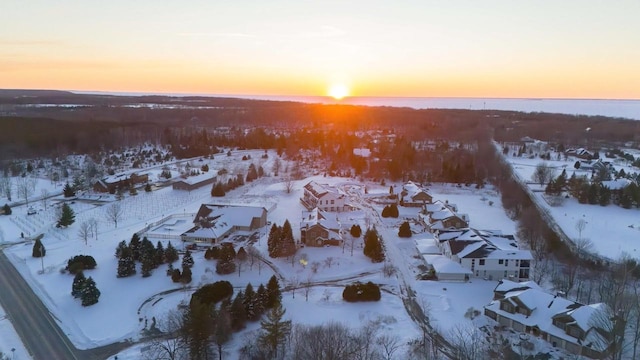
[304,181,344,199]
[441,229,532,260]
[301,207,341,231]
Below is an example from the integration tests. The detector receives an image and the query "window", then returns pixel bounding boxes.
[504,271,508,277]
[331,200,334,204]
[520,260,530,268]
[499,259,504,264]
[516,260,520,267]
[479,259,485,266]
[505,260,509,267]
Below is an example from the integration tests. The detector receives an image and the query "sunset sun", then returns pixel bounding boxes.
[328,84,349,100]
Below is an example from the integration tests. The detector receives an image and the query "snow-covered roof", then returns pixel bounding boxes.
[423,254,472,275]
[486,287,611,352]
[304,181,343,199]
[194,204,265,227]
[301,207,341,231]
[425,200,458,213]
[414,235,440,254]
[601,178,632,190]
[176,172,215,185]
[494,279,542,294]
[353,148,371,157]
[441,229,533,260]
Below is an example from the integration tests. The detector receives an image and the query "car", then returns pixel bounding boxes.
[27,207,37,215]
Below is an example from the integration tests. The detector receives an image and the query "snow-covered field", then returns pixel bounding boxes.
[504,149,640,260]
[0,150,533,358]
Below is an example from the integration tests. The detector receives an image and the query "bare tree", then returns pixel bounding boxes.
[575,219,587,240]
[77,221,91,245]
[376,334,402,360]
[289,276,299,299]
[40,189,49,210]
[324,257,335,269]
[448,323,489,360]
[247,246,259,271]
[272,157,281,176]
[144,309,187,360]
[303,274,313,302]
[15,176,35,207]
[531,162,555,186]
[106,203,123,228]
[88,218,99,240]
[284,176,294,194]
[349,235,358,256]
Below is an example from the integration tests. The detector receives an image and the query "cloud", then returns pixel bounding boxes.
[177,32,256,38]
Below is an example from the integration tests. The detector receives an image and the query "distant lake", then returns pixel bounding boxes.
[80,91,640,120]
[236,95,640,121]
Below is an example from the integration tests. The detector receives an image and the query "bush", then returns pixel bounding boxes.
[2,203,11,215]
[342,282,381,302]
[216,259,236,275]
[398,221,412,238]
[190,281,234,307]
[66,255,97,274]
[204,246,220,260]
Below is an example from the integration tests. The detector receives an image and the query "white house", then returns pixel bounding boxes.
[301,181,351,212]
[181,204,267,243]
[438,229,533,281]
[485,280,612,359]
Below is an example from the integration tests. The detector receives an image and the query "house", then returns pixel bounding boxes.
[173,173,216,191]
[301,181,351,212]
[181,204,267,243]
[400,181,433,207]
[566,148,594,160]
[438,229,533,281]
[93,172,149,193]
[299,207,343,247]
[415,235,471,281]
[421,200,469,231]
[485,281,612,359]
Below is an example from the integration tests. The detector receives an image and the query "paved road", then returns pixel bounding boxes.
[0,251,129,360]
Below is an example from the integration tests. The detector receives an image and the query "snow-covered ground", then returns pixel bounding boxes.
[1,150,564,358]
[0,304,32,360]
[504,150,640,260]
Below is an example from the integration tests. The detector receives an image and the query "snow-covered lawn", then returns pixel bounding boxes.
[505,153,640,260]
[0,304,32,360]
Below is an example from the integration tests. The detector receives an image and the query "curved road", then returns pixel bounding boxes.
[0,251,129,360]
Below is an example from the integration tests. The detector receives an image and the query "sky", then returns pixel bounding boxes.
[1,1,640,99]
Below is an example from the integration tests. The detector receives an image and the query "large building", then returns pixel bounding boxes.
[93,172,149,193]
[438,228,533,281]
[181,204,267,243]
[301,181,351,212]
[172,173,216,191]
[485,280,612,359]
[300,207,343,247]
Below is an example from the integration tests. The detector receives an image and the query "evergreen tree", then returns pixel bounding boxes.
[280,220,296,257]
[129,233,141,261]
[243,283,257,321]
[266,275,282,309]
[141,256,154,277]
[154,241,165,266]
[267,224,281,258]
[398,221,412,238]
[181,265,192,284]
[2,203,11,215]
[71,271,86,298]
[211,182,225,197]
[117,247,136,278]
[140,237,156,269]
[80,277,100,306]
[255,284,268,317]
[164,241,179,263]
[182,249,194,269]
[350,224,362,238]
[363,228,385,263]
[259,302,292,358]
[599,185,611,206]
[115,240,128,259]
[230,291,247,331]
[144,183,152,192]
[56,203,75,228]
[211,306,232,360]
[32,238,46,258]
[389,203,399,218]
[183,300,213,359]
[63,182,75,197]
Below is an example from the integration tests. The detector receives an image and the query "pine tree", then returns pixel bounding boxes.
[181,265,192,284]
[129,233,141,261]
[364,228,385,263]
[211,182,225,197]
[140,237,157,269]
[230,291,247,331]
[398,221,412,238]
[164,241,179,263]
[63,183,75,197]
[32,238,46,258]
[182,249,194,269]
[243,283,257,321]
[154,241,165,266]
[266,275,282,309]
[80,277,100,306]
[259,302,292,358]
[117,247,136,278]
[350,224,362,238]
[280,220,296,257]
[211,305,232,359]
[2,203,11,215]
[255,284,268,317]
[57,203,75,228]
[141,256,154,277]
[71,271,86,298]
[115,240,128,259]
[267,224,281,258]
